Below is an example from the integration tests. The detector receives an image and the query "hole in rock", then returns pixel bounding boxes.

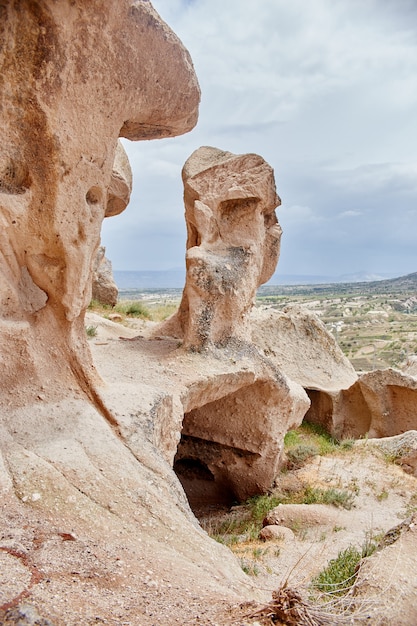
[304,389,333,432]
[86,186,102,205]
[174,435,238,517]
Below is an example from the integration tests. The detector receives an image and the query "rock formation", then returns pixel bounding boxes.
[251,305,358,433]
[92,141,132,306]
[0,0,200,408]
[160,146,282,350]
[150,146,309,502]
[335,368,417,439]
[251,305,417,441]
[92,246,118,307]
[1,3,258,623]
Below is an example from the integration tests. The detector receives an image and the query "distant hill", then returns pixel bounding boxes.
[113,269,416,297]
[114,269,404,290]
[259,271,417,297]
[114,270,185,289]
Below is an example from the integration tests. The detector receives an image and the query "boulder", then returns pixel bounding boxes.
[259,525,295,542]
[355,430,417,476]
[252,305,358,436]
[251,305,357,393]
[336,368,417,439]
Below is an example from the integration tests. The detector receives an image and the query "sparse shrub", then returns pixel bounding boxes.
[286,444,319,469]
[284,429,300,447]
[247,494,282,522]
[120,301,150,318]
[312,546,361,596]
[85,325,97,338]
[302,486,355,510]
[240,559,259,576]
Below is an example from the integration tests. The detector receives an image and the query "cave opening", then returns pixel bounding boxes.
[173,434,238,516]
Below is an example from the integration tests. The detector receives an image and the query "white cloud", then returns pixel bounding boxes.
[103,0,417,278]
[338,210,362,218]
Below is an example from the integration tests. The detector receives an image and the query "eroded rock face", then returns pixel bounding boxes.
[252,305,357,393]
[176,354,309,502]
[152,147,309,502]
[0,0,200,406]
[339,369,417,439]
[251,305,358,435]
[161,146,282,350]
[1,4,259,624]
[92,142,132,306]
[92,246,118,307]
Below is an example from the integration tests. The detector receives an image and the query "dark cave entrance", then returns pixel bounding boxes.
[173,434,238,516]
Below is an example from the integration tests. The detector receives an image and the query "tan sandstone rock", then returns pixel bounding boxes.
[251,305,357,393]
[92,246,118,307]
[150,147,308,501]
[0,0,200,406]
[334,368,417,439]
[160,146,282,350]
[259,525,295,542]
[251,305,358,437]
[0,4,257,624]
[105,140,133,218]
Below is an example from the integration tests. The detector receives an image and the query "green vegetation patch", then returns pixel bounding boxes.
[312,546,361,596]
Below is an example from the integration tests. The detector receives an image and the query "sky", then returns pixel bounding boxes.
[101,0,417,281]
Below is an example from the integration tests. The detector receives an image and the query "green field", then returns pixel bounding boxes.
[257,272,417,371]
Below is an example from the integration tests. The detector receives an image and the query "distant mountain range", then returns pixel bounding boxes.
[114,270,185,289]
[113,269,405,290]
[259,271,417,296]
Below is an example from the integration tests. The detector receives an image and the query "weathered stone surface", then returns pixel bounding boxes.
[105,140,132,218]
[252,305,357,393]
[92,322,309,502]
[264,504,346,528]
[176,353,309,501]
[355,430,417,476]
[334,369,417,439]
[251,305,358,436]
[0,4,260,624]
[354,514,417,625]
[160,146,282,350]
[151,147,309,501]
[92,246,118,307]
[0,0,200,406]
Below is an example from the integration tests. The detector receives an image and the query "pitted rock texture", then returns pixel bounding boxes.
[105,140,132,218]
[0,0,200,405]
[0,4,263,625]
[160,146,282,350]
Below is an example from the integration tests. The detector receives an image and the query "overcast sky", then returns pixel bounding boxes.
[101,0,417,281]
